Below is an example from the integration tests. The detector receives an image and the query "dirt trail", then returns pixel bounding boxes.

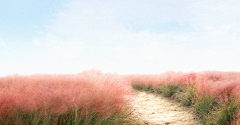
[130,91,203,125]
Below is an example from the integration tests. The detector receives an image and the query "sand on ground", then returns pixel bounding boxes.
[130,91,203,125]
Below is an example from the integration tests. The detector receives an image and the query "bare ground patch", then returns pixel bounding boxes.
[130,91,203,125]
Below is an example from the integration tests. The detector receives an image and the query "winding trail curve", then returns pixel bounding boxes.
[130,91,203,125]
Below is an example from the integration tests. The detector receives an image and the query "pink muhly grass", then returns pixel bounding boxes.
[0,91,18,122]
[179,72,198,85]
[128,71,240,99]
[195,71,240,102]
[213,82,239,103]
[0,70,134,122]
[195,76,211,96]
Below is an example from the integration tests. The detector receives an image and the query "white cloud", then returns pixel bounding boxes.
[51,44,82,59]
[22,0,240,74]
[31,39,42,46]
[0,38,17,52]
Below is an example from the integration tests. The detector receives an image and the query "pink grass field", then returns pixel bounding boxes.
[1,69,240,123]
[0,70,134,122]
[127,71,240,100]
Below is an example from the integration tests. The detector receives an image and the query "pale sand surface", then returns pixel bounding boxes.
[130,91,203,125]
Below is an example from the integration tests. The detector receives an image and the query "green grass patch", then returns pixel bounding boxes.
[206,99,240,125]
[159,84,180,97]
[132,84,156,93]
[0,107,136,125]
[177,84,197,106]
[132,84,144,91]
[193,96,217,121]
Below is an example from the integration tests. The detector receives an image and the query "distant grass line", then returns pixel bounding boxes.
[130,71,240,125]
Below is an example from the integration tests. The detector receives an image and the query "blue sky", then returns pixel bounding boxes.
[1,0,240,76]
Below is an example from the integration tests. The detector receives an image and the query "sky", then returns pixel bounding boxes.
[0,0,240,76]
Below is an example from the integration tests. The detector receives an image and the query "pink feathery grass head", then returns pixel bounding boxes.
[213,82,238,103]
[0,91,18,122]
[194,71,240,100]
[196,77,211,96]
[179,72,198,85]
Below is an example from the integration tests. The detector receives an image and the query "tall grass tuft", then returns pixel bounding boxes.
[193,95,217,120]
[207,99,240,125]
[177,83,197,106]
[159,84,180,97]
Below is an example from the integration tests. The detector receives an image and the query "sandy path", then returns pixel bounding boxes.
[130,91,203,125]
